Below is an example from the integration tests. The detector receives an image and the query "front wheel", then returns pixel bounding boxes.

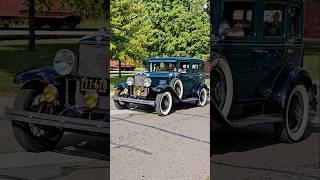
[155,91,173,116]
[12,89,63,152]
[274,84,309,143]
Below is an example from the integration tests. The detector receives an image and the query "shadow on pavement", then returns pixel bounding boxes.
[54,133,109,161]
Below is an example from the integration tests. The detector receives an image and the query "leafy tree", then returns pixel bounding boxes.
[110,0,210,66]
[145,0,210,60]
[110,0,155,64]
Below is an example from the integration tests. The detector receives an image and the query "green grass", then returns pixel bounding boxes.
[303,46,320,82]
[0,39,78,96]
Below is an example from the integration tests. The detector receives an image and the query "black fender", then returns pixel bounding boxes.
[114,82,129,90]
[15,67,58,85]
[270,65,313,109]
[152,85,181,103]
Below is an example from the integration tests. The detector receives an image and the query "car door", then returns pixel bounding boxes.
[191,61,205,91]
[178,61,193,97]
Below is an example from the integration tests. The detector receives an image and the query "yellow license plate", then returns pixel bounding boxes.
[80,78,107,93]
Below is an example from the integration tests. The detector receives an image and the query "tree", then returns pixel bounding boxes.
[110,0,210,69]
[28,0,36,52]
[145,0,210,60]
[110,0,155,77]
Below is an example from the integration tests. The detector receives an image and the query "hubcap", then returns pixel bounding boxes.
[161,94,170,112]
[288,92,304,132]
[213,68,227,109]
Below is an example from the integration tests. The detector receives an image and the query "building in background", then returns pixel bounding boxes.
[304,0,320,41]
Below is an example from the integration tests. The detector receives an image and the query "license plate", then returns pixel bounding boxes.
[80,78,107,94]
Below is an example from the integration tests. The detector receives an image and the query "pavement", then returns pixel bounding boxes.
[0,96,109,180]
[110,99,210,180]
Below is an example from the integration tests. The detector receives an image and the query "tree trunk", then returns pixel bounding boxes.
[28,0,36,52]
[118,60,122,78]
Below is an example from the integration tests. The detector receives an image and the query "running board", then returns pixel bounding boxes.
[213,101,282,128]
[181,97,198,103]
[228,114,283,128]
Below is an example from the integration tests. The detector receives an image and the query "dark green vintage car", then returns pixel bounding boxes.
[211,0,318,142]
[113,58,209,116]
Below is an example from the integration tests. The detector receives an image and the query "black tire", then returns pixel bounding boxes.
[274,85,309,143]
[169,78,183,99]
[12,89,63,152]
[113,90,129,109]
[197,87,208,107]
[155,91,173,116]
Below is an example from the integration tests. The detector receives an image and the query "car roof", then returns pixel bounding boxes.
[146,57,203,62]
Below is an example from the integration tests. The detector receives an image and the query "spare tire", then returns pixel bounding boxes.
[211,58,233,117]
[170,78,184,99]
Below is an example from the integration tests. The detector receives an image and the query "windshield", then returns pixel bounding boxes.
[148,62,177,72]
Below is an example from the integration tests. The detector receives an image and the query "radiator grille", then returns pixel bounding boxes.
[77,44,108,78]
[134,75,146,87]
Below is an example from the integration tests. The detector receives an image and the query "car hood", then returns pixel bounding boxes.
[135,71,178,86]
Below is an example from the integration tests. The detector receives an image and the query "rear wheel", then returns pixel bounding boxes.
[170,78,183,99]
[113,89,129,109]
[12,89,63,152]
[274,85,309,143]
[155,91,173,116]
[211,58,233,130]
[197,87,208,107]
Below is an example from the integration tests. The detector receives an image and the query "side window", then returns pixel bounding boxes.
[192,63,200,73]
[264,4,285,37]
[289,7,301,37]
[220,2,255,38]
[180,62,190,74]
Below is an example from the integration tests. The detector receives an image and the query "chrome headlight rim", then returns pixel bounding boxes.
[53,49,75,76]
[127,77,134,86]
[144,78,152,87]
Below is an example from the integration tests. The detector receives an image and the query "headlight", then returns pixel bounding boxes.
[144,78,152,87]
[53,49,75,75]
[43,84,58,102]
[127,77,134,86]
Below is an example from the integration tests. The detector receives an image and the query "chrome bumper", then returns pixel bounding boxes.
[112,96,155,106]
[4,108,109,134]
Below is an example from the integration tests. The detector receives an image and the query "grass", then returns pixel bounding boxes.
[0,39,78,96]
[303,46,320,82]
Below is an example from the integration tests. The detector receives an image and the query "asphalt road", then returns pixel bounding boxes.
[110,99,210,180]
[0,96,109,180]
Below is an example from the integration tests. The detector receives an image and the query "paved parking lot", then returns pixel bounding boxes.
[110,99,210,180]
[0,96,109,180]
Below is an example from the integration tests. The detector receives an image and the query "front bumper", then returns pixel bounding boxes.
[112,96,155,106]
[5,108,109,134]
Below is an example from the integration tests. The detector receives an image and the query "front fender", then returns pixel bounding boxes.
[15,67,58,85]
[152,85,180,102]
[270,65,313,109]
[114,82,129,90]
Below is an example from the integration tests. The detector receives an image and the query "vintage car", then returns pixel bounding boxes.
[211,0,318,143]
[113,58,209,116]
[4,29,109,152]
